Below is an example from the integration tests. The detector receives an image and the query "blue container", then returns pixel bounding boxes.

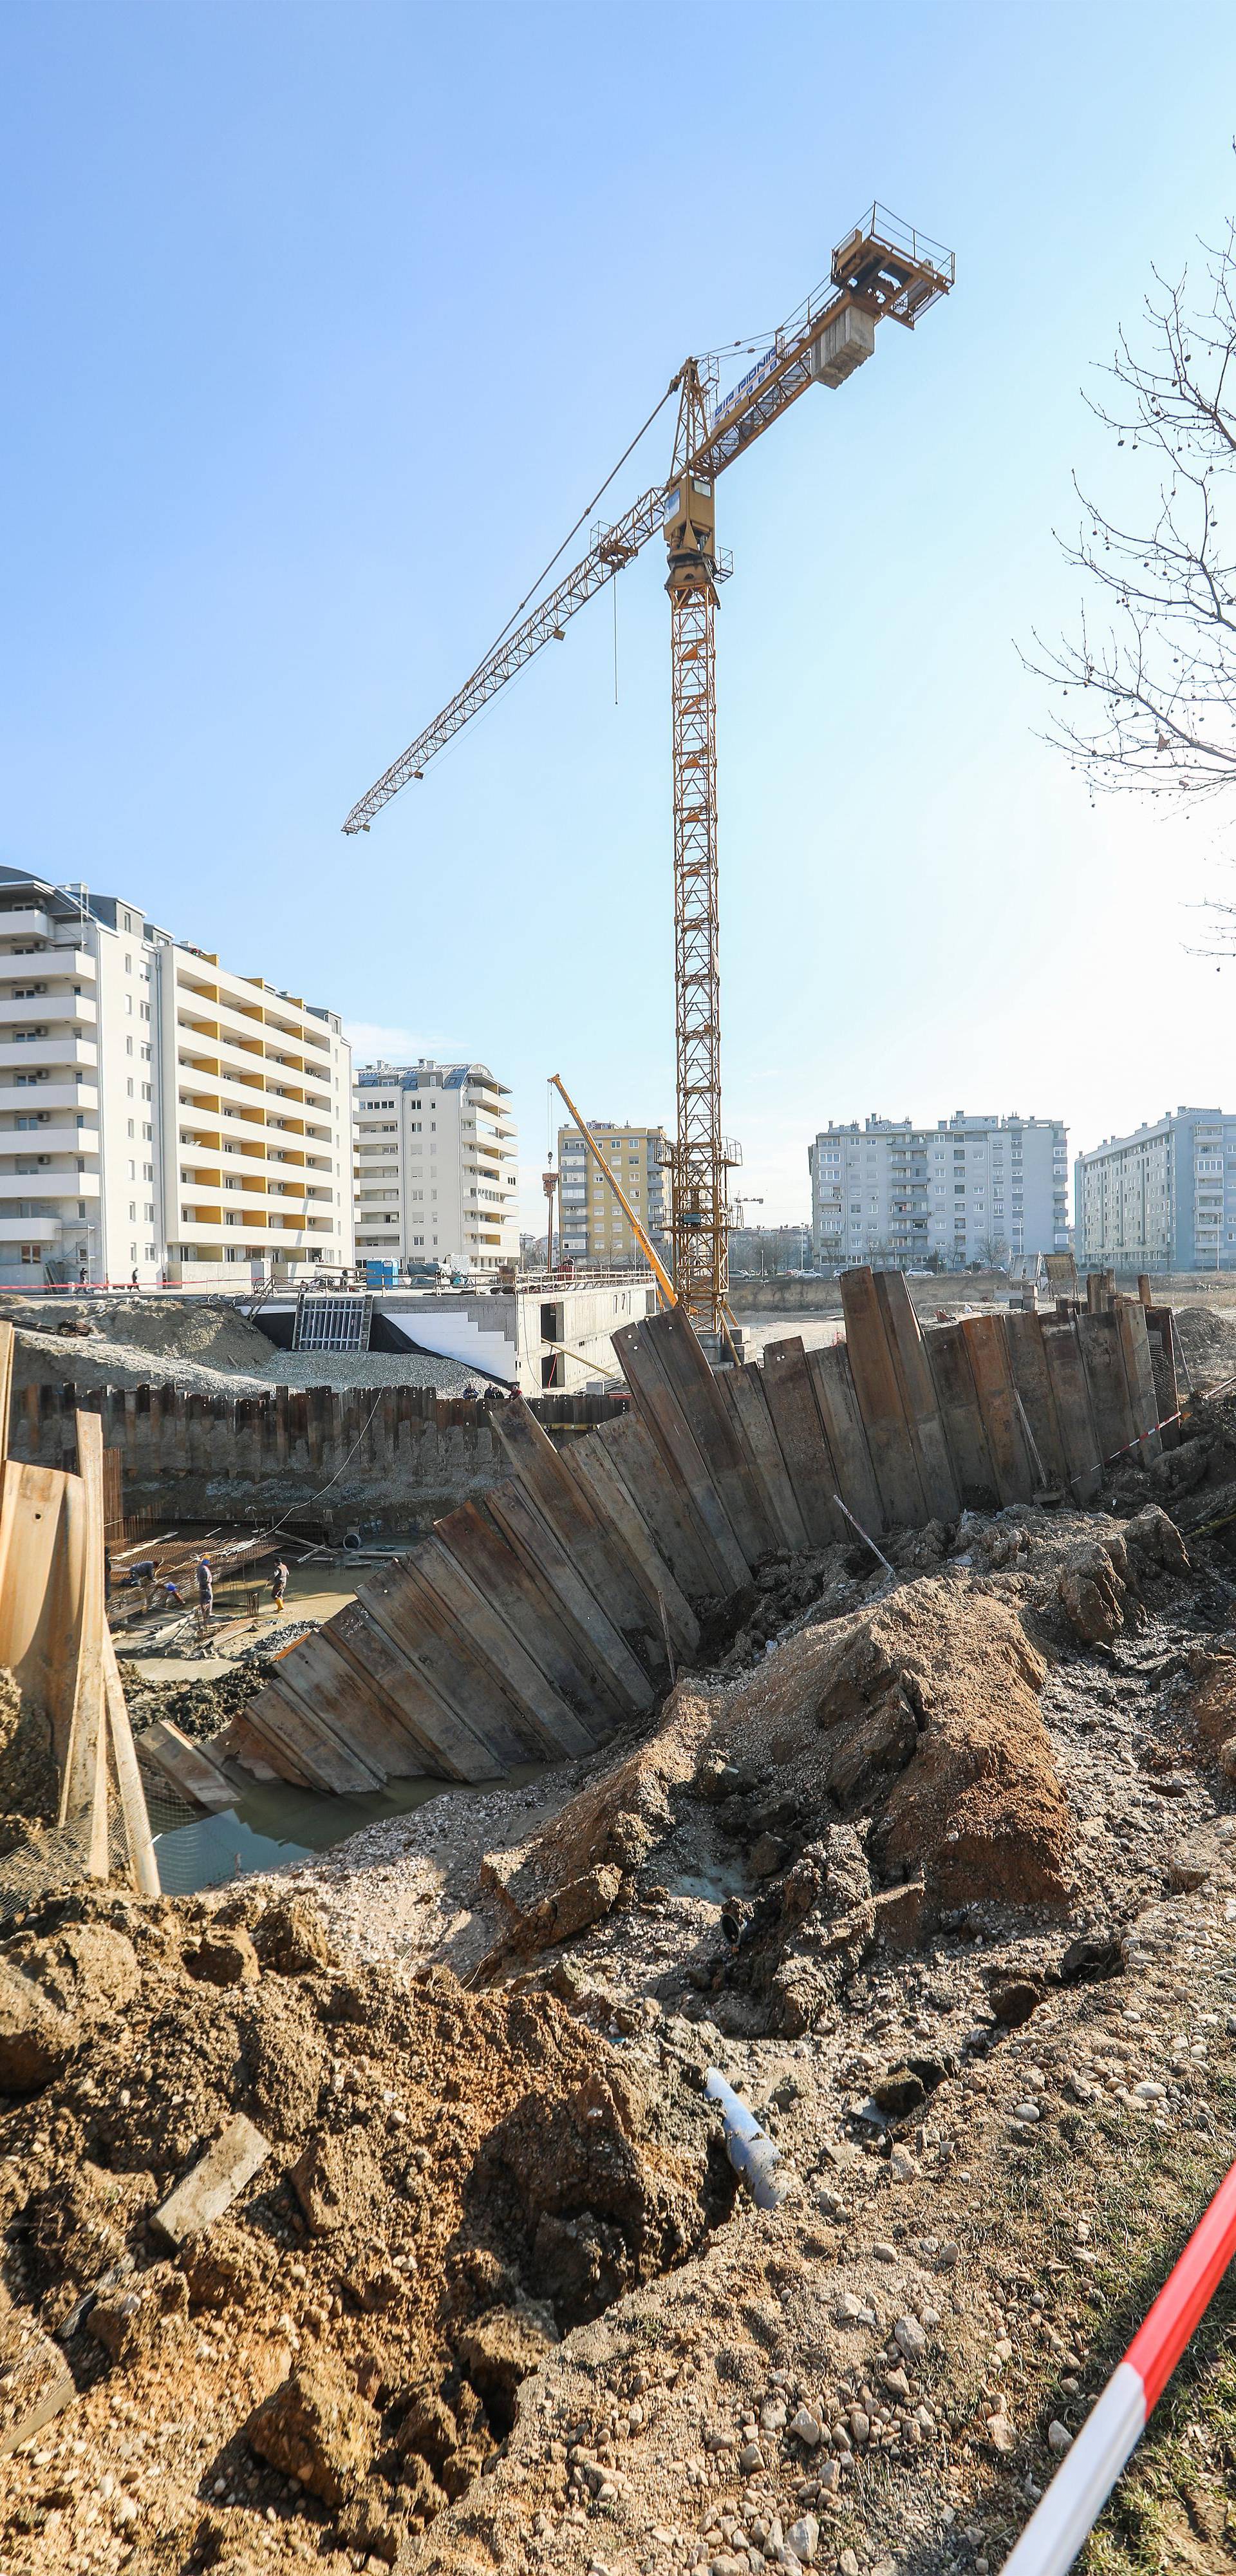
[365,1259,398,1289]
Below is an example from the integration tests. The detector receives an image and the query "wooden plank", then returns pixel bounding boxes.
[1113,1298,1163,1463]
[136,1714,236,1813]
[58,1412,109,1875]
[326,1595,503,1779]
[405,1537,601,1761]
[594,1415,722,1602]
[922,1322,998,1510]
[717,1365,810,1551]
[102,1626,161,1890]
[838,1268,927,1528]
[1040,1320,1102,1502]
[565,1437,700,1658]
[959,1315,1035,1504]
[1004,1311,1070,1489]
[241,1672,385,1793]
[613,1319,767,1577]
[635,1308,776,1564]
[1146,1306,1181,1452]
[873,1271,960,1521]
[492,1398,666,1673]
[433,1501,619,1731]
[806,1344,885,1538]
[0,1320,13,1470]
[760,1340,843,1548]
[1076,1312,1136,1468]
[485,1479,656,1716]
[270,1616,480,1779]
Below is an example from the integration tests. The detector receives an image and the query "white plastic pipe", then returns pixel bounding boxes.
[706,2069,786,2210]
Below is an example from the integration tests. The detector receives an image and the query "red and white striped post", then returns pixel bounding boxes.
[1000,2159,1236,2576]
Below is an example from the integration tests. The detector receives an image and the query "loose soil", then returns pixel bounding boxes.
[7,1400,1236,2575]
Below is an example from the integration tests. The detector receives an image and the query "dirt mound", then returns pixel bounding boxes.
[1173,1302,1236,1391]
[0,1295,274,1372]
[0,1665,57,1856]
[0,1883,727,2570]
[123,1662,268,1743]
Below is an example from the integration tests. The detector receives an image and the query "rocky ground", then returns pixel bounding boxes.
[5,1403,1236,2574]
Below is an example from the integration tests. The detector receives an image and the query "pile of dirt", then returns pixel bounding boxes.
[120,1661,269,1743]
[1172,1301,1236,1391]
[0,1886,729,2571]
[0,1296,275,1373]
[0,1667,57,1859]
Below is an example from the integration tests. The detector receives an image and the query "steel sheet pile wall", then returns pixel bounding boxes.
[230,1269,1174,1790]
[10,1381,627,1533]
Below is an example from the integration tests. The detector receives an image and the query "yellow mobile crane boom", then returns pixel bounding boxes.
[344,206,953,1334]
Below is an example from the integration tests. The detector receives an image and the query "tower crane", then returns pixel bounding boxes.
[344,205,953,1336]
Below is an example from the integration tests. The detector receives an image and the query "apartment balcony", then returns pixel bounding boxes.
[0,992,99,1033]
[0,1170,99,1200]
[0,945,95,986]
[0,1081,98,1117]
[2,1127,91,1155]
[0,1037,97,1074]
[0,1213,62,1243]
[0,909,57,944]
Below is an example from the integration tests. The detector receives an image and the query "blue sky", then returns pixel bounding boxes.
[5,1,1236,1229]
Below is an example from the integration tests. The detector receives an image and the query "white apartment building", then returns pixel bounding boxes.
[353,1060,520,1273]
[1076,1106,1236,1273]
[0,868,353,1287]
[809,1110,1069,1269]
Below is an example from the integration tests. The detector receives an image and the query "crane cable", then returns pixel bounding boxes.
[478,380,678,670]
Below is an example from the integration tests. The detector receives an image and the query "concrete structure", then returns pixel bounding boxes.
[1076,1106,1236,1273]
[245,1278,658,1394]
[556,1119,670,1264]
[809,1112,1069,1270]
[354,1060,519,1274]
[0,869,353,1287]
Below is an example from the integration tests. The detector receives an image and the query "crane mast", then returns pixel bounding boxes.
[343,207,955,1338]
[664,360,727,1323]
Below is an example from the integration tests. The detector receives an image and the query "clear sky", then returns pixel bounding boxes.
[5,1,1236,1234]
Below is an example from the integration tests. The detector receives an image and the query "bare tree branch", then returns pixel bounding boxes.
[1022,204,1236,958]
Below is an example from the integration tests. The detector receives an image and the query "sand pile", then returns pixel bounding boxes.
[0,1887,728,2571]
[1172,1301,1236,1390]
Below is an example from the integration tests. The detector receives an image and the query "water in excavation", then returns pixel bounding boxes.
[151,1765,548,1897]
[151,1774,454,1895]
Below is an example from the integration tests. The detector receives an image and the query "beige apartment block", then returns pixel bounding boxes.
[0,867,353,1285]
[354,1060,520,1273]
[556,1120,670,1264]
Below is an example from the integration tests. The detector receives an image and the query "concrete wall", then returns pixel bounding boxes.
[10,1378,628,1539]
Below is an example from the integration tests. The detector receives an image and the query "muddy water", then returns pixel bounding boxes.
[151,1773,453,1894]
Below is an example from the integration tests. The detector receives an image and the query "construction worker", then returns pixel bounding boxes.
[196,1556,214,1635]
[270,1558,288,1616]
